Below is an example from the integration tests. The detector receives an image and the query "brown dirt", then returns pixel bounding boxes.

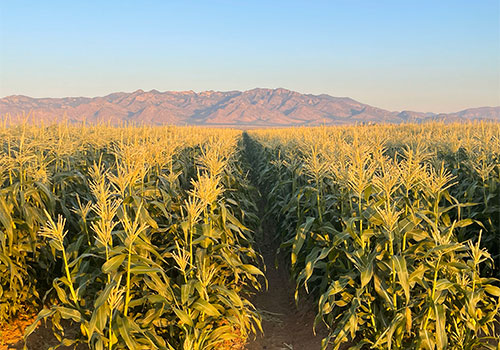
[0,313,34,350]
[245,214,326,350]
[0,316,87,350]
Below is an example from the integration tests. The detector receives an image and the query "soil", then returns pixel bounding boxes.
[245,205,326,350]
[0,316,87,350]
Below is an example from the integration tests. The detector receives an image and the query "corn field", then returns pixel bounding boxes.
[0,121,499,349]
[0,123,263,349]
[246,122,500,349]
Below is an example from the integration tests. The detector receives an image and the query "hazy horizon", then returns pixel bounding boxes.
[1,1,499,113]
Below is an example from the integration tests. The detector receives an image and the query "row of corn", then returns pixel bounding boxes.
[0,123,264,349]
[246,122,500,350]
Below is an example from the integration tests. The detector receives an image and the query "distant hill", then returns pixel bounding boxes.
[1,88,498,126]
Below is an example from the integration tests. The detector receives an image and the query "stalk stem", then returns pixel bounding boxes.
[62,247,78,304]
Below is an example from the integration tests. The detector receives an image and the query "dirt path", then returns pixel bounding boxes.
[245,212,325,350]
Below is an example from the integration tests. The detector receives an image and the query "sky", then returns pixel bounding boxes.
[0,0,498,113]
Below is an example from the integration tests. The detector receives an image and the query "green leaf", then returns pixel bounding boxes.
[129,266,162,274]
[181,283,192,305]
[454,218,474,228]
[392,255,410,302]
[360,258,373,289]
[192,298,221,317]
[434,304,447,350]
[240,264,264,276]
[88,305,107,339]
[173,308,193,326]
[55,306,82,322]
[94,282,116,309]
[484,285,500,297]
[292,217,315,265]
[102,254,126,274]
[116,315,138,349]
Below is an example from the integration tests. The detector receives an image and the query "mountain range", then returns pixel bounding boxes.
[1,88,498,126]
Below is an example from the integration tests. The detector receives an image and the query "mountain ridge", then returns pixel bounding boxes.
[1,88,499,126]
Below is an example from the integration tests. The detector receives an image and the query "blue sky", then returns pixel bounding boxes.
[0,0,498,112]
